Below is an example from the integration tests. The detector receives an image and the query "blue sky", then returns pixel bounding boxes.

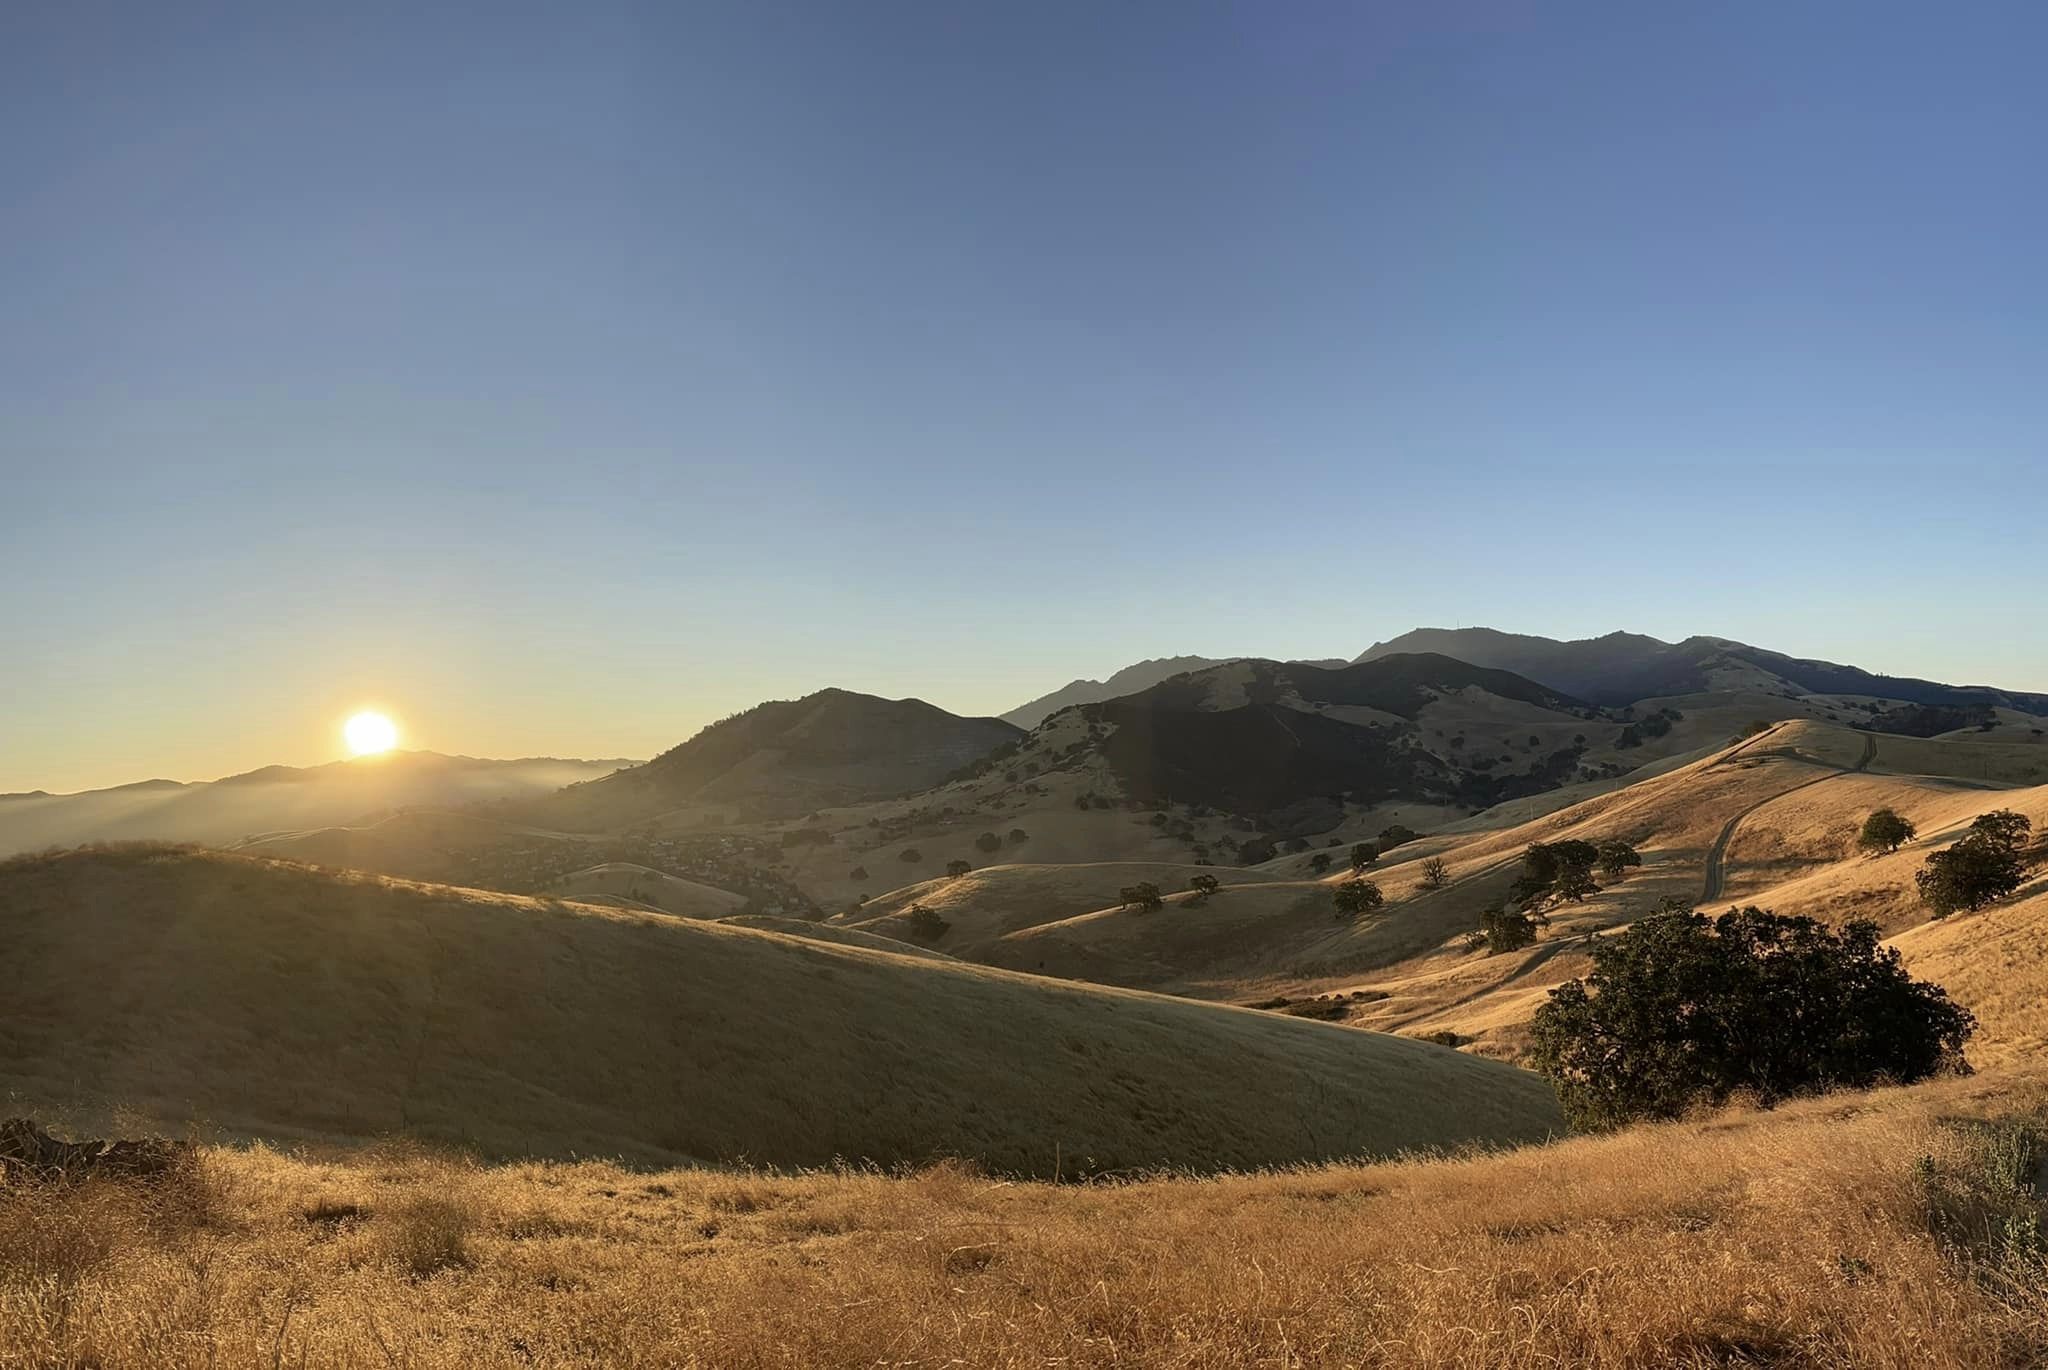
[3,2,2045,790]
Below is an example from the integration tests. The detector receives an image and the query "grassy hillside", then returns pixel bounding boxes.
[716,913,956,960]
[526,688,1022,829]
[0,846,1560,1173]
[802,722,2048,1068]
[233,809,599,889]
[1358,626,2048,719]
[543,862,745,918]
[9,1064,2042,1366]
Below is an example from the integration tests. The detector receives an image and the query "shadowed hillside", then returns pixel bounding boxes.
[0,846,1561,1173]
[525,689,1023,829]
[1358,627,2048,722]
[999,655,1235,729]
[1055,653,1609,817]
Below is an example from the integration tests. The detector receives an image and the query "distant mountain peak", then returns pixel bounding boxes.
[1356,627,2048,714]
[531,687,1023,829]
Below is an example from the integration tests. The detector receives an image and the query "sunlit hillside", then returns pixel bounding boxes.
[790,722,2048,1067]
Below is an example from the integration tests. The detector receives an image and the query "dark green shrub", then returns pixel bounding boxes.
[1530,906,1974,1130]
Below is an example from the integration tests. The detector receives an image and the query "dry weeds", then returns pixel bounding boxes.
[2,1069,2042,1367]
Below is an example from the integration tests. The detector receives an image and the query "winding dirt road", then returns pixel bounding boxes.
[1699,731,1878,904]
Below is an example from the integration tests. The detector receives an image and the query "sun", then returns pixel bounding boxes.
[343,711,399,757]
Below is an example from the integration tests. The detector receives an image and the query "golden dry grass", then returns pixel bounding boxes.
[3,1068,2042,1367]
[1892,887,2048,1071]
[716,912,959,960]
[543,861,746,918]
[795,724,2048,1067]
[848,860,1292,951]
[0,846,1559,1174]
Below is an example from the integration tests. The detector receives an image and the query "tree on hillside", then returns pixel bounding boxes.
[1350,842,1377,873]
[1596,840,1642,880]
[1187,873,1220,904]
[898,848,922,863]
[1857,809,1916,856]
[1479,905,1543,954]
[1529,905,1974,1130]
[1333,879,1385,919]
[945,860,972,878]
[1377,825,1420,851]
[974,831,1003,853]
[904,903,950,940]
[1916,809,2032,916]
[1118,882,1165,913]
[848,865,868,882]
[1511,840,1601,911]
[1006,828,1029,845]
[1968,808,2031,852]
[1308,852,1332,875]
[1419,857,1450,889]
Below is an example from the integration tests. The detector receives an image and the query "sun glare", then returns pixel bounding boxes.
[343,711,399,757]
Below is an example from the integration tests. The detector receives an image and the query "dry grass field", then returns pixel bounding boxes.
[0,846,1560,1175]
[3,1067,2041,1367]
[542,862,746,918]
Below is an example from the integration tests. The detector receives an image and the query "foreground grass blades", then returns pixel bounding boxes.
[3,1069,2044,1368]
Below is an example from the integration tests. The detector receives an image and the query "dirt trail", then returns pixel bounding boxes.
[1700,732,1877,903]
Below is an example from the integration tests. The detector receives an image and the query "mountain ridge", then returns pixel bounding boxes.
[527,688,1024,829]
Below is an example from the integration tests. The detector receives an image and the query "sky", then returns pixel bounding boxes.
[3,2,2045,792]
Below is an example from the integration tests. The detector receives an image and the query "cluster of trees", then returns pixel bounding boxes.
[1339,826,1422,876]
[1530,904,1974,1129]
[1917,809,2033,916]
[1478,837,1640,953]
[1614,707,1682,750]
[1118,882,1164,913]
[1116,874,1221,912]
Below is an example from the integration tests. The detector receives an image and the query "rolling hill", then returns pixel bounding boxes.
[1356,626,2048,725]
[525,689,1023,830]
[0,752,632,858]
[817,721,2048,1069]
[0,845,1562,1173]
[999,655,1235,729]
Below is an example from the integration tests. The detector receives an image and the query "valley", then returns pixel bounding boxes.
[7,627,2047,1366]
